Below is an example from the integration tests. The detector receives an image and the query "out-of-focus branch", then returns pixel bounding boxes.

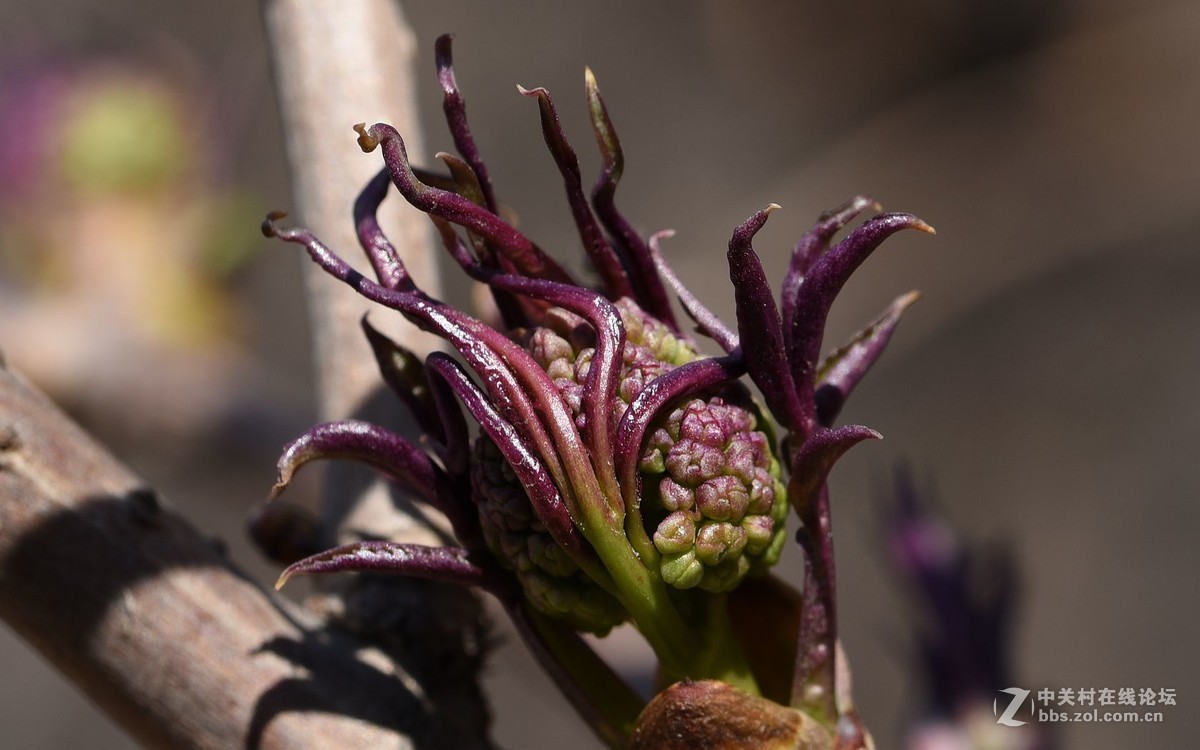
[260,0,446,546]
[260,3,493,749]
[0,363,429,749]
[262,0,442,418]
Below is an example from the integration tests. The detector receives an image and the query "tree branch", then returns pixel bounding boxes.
[260,0,449,550]
[259,3,494,748]
[262,0,443,415]
[0,362,453,749]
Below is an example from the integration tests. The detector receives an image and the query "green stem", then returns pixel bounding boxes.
[514,605,645,748]
[693,593,757,692]
[587,523,761,696]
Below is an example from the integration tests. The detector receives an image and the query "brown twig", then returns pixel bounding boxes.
[0,363,442,748]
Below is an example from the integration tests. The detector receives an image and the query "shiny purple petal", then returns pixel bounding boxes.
[353,167,414,291]
[430,215,542,328]
[649,230,738,352]
[585,68,678,329]
[263,214,568,496]
[423,354,471,477]
[425,353,592,567]
[267,420,478,543]
[275,541,492,591]
[788,425,881,522]
[780,196,876,337]
[269,420,436,501]
[466,274,624,463]
[814,291,920,426]
[357,122,574,284]
[430,151,533,328]
[787,212,934,433]
[727,205,806,433]
[520,84,633,301]
[434,218,627,511]
[435,34,497,211]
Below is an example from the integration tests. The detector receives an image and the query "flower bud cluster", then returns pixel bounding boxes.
[473,298,786,620]
[471,437,627,633]
[641,396,787,591]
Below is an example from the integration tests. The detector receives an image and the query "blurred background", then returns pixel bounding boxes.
[1,0,1197,747]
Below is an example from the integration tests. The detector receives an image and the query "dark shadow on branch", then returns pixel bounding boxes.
[249,632,429,748]
[0,490,224,645]
[0,490,491,749]
[249,575,494,750]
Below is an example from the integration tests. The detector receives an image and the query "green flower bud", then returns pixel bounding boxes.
[642,397,787,592]
[471,437,626,634]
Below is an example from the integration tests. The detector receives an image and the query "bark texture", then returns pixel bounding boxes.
[0,363,467,749]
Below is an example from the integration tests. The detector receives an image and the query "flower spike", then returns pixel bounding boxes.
[614,354,746,562]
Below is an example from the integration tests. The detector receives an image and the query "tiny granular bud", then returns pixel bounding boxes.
[642,397,788,591]
[653,511,697,555]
